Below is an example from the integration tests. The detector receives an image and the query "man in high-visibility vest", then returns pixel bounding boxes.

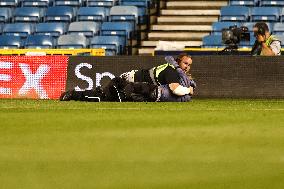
[120,53,195,100]
[251,22,281,56]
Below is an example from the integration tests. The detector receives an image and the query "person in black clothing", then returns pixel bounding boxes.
[120,53,194,97]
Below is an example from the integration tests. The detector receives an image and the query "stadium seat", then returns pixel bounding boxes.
[260,0,284,6]
[272,23,284,35]
[86,0,117,7]
[13,7,45,22]
[54,0,82,6]
[0,8,12,23]
[251,7,280,22]
[101,21,134,39]
[276,35,284,47]
[35,22,68,37]
[77,7,107,22]
[3,23,34,37]
[45,6,76,22]
[212,22,241,35]
[90,35,124,55]
[0,0,18,7]
[119,0,151,23]
[24,34,55,49]
[110,6,139,23]
[68,21,100,37]
[230,0,257,6]
[202,35,223,48]
[220,6,250,22]
[20,0,52,7]
[0,35,22,49]
[57,34,88,48]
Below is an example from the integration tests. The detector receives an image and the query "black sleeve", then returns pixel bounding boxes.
[158,66,179,85]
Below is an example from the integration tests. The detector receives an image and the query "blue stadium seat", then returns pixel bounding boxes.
[0,0,18,7]
[272,23,284,35]
[54,0,82,6]
[57,34,88,48]
[230,0,257,6]
[0,35,22,49]
[260,0,284,6]
[110,6,139,23]
[212,22,241,35]
[3,23,34,37]
[101,21,134,39]
[0,23,3,34]
[90,36,124,55]
[13,7,45,22]
[86,0,117,7]
[35,22,68,37]
[77,7,107,22]
[68,21,100,37]
[251,7,280,22]
[276,35,284,47]
[202,35,223,48]
[20,0,52,7]
[45,6,76,22]
[119,0,150,23]
[220,6,250,22]
[0,8,12,23]
[24,35,55,49]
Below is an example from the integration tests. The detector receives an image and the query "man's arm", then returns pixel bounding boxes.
[169,83,194,96]
[261,42,277,56]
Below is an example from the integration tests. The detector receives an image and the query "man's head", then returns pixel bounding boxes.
[253,22,270,39]
[175,53,192,73]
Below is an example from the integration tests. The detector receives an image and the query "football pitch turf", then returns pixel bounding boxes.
[0,99,284,189]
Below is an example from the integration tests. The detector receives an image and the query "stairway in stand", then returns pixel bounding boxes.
[138,0,228,55]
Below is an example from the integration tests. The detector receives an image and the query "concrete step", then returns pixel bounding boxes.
[166,1,227,9]
[141,40,202,47]
[157,16,218,25]
[151,25,212,31]
[148,32,209,40]
[138,48,155,55]
[161,9,220,16]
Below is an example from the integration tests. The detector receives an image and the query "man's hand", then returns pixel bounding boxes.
[257,34,265,43]
[189,86,194,95]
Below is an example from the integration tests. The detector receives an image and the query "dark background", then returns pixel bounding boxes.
[67,56,284,98]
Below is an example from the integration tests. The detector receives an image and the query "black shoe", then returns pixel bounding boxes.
[59,90,73,101]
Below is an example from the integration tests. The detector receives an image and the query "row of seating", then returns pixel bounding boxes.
[0,0,119,7]
[0,34,124,55]
[0,5,144,24]
[221,6,284,22]
[230,0,284,6]
[0,21,134,38]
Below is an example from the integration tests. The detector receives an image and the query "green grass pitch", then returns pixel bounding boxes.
[0,99,284,189]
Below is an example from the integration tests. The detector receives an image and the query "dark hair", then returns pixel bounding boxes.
[175,53,191,63]
[254,22,269,35]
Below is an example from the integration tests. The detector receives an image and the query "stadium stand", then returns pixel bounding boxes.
[67,21,100,37]
[20,0,52,7]
[0,0,18,7]
[24,34,55,49]
[0,35,22,49]
[0,7,12,23]
[57,34,88,48]
[34,22,68,37]
[90,35,124,55]
[44,6,76,22]
[77,7,107,22]
[3,23,34,37]
[13,7,45,22]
